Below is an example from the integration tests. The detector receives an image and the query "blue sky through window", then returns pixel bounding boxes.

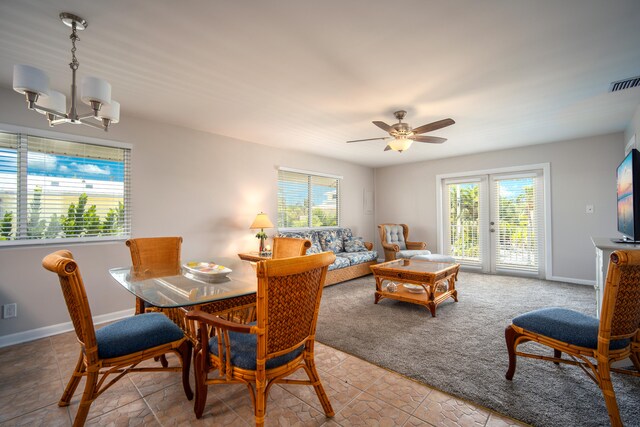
[0,148,124,182]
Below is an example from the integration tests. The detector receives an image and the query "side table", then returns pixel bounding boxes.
[237,252,271,262]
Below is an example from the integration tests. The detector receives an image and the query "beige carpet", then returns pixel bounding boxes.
[316,272,640,427]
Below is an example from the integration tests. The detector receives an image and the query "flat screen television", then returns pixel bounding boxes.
[616,148,640,242]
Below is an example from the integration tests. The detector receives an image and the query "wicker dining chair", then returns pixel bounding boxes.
[43,250,192,427]
[126,236,183,314]
[185,251,336,426]
[505,250,640,427]
[271,236,311,259]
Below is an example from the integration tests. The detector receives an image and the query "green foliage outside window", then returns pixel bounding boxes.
[448,181,535,260]
[1,189,125,241]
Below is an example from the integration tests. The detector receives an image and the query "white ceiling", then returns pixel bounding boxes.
[1,0,639,167]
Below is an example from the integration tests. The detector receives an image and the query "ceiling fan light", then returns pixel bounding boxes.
[98,100,120,123]
[13,64,50,96]
[35,90,66,115]
[80,76,111,106]
[389,138,413,152]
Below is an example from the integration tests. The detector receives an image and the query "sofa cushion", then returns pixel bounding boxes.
[278,230,322,254]
[344,237,367,253]
[385,225,407,250]
[328,256,350,271]
[336,251,377,265]
[319,229,345,253]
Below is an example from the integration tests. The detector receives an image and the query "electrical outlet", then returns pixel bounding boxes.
[2,303,17,319]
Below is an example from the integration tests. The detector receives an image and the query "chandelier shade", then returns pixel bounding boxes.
[36,90,66,115]
[99,100,120,124]
[13,65,49,96]
[81,76,111,106]
[12,12,119,132]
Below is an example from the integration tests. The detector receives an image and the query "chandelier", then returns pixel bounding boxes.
[12,13,119,131]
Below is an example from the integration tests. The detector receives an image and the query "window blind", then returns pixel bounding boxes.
[0,131,131,245]
[277,169,340,228]
[444,179,483,266]
[492,172,543,272]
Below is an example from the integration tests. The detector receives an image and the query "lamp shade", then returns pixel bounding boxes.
[81,76,111,105]
[250,212,274,229]
[99,100,120,123]
[13,64,50,96]
[35,90,66,115]
[389,138,413,152]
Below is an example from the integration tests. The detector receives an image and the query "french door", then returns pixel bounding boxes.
[441,169,546,277]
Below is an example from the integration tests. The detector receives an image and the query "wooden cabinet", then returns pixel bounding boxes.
[591,237,640,318]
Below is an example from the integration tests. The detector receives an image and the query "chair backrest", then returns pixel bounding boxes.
[126,236,183,276]
[271,237,312,259]
[599,250,640,351]
[42,250,99,363]
[379,224,408,250]
[255,252,335,358]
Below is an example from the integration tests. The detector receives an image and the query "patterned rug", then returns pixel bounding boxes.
[316,272,640,427]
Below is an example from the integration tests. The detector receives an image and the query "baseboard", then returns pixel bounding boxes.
[0,308,134,349]
[547,275,595,286]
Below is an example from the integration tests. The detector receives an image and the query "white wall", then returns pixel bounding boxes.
[374,133,624,282]
[0,87,375,337]
[626,104,640,151]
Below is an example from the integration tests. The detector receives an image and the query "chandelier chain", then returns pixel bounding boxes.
[69,23,80,71]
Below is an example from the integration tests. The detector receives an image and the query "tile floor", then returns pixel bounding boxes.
[0,329,529,426]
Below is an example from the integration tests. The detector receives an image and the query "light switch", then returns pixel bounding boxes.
[586,205,594,214]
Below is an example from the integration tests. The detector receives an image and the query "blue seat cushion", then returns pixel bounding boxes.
[208,326,303,370]
[512,307,629,350]
[95,312,184,359]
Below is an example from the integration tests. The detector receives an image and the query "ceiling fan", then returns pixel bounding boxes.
[347,110,455,152]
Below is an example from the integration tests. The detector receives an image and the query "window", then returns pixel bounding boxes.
[0,130,131,245]
[277,168,341,229]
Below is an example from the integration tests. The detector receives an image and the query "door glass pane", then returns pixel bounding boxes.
[494,177,538,271]
[447,182,480,265]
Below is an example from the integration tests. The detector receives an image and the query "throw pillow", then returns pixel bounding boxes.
[344,237,367,253]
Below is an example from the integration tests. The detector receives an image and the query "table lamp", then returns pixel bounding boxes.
[250,212,274,253]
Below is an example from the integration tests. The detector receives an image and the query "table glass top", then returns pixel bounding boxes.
[109,257,257,308]
[372,258,458,274]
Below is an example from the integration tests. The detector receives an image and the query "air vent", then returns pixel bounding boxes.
[609,76,640,92]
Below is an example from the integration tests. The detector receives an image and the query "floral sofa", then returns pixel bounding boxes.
[277,228,377,286]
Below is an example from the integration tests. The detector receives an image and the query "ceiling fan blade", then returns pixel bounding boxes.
[411,118,455,135]
[412,135,447,144]
[384,145,392,151]
[346,136,391,143]
[372,121,393,132]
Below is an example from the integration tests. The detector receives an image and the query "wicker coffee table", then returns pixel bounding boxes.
[371,258,460,317]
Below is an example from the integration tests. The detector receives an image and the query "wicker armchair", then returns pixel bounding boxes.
[42,250,192,427]
[505,250,640,427]
[378,223,428,261]
[126,236,183,314]
[271,236,311,259]
[186,252,336,426]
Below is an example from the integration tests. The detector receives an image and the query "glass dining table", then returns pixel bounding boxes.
[109,257,258,341]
